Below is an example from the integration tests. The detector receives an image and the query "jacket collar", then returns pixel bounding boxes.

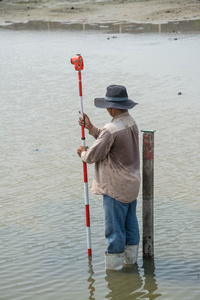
[112,111,129,122]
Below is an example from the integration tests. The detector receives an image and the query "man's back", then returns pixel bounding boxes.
[82,112,141,203]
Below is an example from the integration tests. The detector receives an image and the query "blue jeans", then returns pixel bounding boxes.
[103,195,140,254]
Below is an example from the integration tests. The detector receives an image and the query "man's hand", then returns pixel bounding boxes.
[77,145,87,157]
[78,111,93,131]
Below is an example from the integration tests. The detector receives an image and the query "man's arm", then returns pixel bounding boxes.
[81,128,113,164]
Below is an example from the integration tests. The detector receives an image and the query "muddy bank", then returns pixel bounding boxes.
[0,0,200,26]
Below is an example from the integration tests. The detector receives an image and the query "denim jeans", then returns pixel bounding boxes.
[103,195,140,254]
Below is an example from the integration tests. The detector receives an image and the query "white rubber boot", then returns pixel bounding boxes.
[105,252,124,270]
[124,245,139,265]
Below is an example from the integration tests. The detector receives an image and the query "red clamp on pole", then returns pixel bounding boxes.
[71,54,92,256]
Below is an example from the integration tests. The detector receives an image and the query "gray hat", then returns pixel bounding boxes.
[94,85,138,110]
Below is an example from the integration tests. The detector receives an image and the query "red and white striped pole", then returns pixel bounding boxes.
[71,54,92,256]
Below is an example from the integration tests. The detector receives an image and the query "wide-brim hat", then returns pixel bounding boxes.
[94,85,138,110]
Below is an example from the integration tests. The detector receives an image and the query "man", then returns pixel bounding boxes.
[77,85,140,270]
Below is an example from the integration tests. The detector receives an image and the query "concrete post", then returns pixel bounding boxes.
[141,130,156,258]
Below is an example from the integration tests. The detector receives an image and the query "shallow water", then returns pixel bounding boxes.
[0,22,200,300]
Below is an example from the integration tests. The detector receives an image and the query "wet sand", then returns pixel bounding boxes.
[0,0,200,26]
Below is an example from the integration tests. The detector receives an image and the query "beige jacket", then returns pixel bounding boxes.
[81,112,141,203]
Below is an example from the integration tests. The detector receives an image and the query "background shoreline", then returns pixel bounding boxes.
[1,0,200,26]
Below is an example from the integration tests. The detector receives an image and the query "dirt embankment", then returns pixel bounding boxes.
[0,0,200,25]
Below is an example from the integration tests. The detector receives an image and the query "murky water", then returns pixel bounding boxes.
[0,21,200,300]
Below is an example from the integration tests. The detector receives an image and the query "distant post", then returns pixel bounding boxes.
[141,130,156,258]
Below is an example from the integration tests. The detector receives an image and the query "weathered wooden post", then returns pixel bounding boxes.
[141,130,156,258]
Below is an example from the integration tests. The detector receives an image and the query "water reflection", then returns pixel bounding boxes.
[102,258,161,300]
[142,258,162,300]
[105,264,143,299]
[87,257,95,300]
[86,256,200,300]
[1,19,200,34]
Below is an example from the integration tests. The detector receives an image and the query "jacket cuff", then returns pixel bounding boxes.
[81,151,87,162]
[89,125,98,137]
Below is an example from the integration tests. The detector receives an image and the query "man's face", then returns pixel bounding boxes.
[107,108,112,116]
